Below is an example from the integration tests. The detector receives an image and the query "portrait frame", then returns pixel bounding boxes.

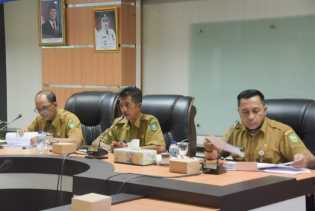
[38,0,66,46]
[94,7,119,52]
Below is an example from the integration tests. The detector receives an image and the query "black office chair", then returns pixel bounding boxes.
[141,95,197,156]
[265,99,315,155]
[257,99,315,211]
[65,91,119,145]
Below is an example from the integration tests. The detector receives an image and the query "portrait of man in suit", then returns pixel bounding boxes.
[39,0,65,45]
[41,4,61,38]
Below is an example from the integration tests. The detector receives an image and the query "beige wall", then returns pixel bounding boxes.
[5,0,41,128]
[142,0,315,95]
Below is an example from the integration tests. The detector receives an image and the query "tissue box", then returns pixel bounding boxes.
[113,148,157,165]
[71,193,111,211]
[52,142,76,154]
[169,158,201,174]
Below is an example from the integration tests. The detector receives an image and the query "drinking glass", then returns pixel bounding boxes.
[36,133,48,154]
[177,142,188,158]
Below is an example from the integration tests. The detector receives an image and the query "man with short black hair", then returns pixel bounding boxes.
[92,86,165,153]
[25,90,83,147]
[204,89,313,167]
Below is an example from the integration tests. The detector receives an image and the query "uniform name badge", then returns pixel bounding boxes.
[258,150,265,163]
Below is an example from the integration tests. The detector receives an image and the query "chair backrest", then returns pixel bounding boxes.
[64,91,119,145]
[265,98,315,154]
[141,95,197,156]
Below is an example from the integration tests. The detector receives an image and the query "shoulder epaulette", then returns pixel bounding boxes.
[141,114,155,121]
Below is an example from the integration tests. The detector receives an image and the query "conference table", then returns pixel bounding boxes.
[0,147,314,211]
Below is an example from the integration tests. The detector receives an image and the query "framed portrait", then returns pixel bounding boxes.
[94,7,119,51]
[38,0,66,46]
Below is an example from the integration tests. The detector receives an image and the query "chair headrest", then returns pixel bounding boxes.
[65,91,119,128]
[141,95,194,135]
[265,98,314,135]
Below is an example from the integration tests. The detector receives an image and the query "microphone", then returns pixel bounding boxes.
[0,113,23,131]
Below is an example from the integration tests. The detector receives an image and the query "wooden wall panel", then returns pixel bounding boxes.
[42,0,137,101]
[66,0,116,3]
[67,8,94,45]
[81,50,122,85]
[49,87,84,108]
[122,48,136,85]
[42,48,80,84]
[122,0,136,3]
[121,0,136,44]
[42,48,122,85]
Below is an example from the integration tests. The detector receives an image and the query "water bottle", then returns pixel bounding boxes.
[169,140,179,158]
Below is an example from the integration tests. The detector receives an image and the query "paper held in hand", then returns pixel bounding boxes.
[207,135,245,157]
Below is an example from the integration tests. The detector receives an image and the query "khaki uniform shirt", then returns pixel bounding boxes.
[94,113,165,147]
[224,117,312,163]
[27,109,83,145]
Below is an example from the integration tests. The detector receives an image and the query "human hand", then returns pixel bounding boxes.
[291,153,307,168]
[204,137,220,160]
[111,141,128,149]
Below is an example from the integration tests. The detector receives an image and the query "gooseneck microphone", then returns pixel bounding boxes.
[0,113,23,131]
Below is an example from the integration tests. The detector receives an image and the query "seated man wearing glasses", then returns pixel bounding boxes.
[24,90,83,147]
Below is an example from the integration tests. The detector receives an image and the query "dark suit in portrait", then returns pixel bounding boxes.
[41,20,61,38]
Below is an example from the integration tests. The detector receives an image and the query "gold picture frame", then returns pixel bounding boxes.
[94,7,119,51]
[38,0,66,46]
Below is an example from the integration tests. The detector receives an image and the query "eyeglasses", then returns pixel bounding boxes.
[34,104,53,114]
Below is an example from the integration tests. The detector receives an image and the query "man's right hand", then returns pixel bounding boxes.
[204,137,220,160]
[111,141,128,149]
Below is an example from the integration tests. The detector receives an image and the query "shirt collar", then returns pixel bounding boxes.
[239,117,268,135]
[133,113,143,128]
[117,113,143,128]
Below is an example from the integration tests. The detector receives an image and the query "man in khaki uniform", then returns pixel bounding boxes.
[92,86,165,153]
[25,90,83,147]
[204,89,314,167]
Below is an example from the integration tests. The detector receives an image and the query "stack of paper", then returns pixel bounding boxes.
[224,161,310,174]
[257,162,311,174]
[206,135,245,157]
[5,132,38,148]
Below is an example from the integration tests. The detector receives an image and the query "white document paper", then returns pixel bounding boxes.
[127,139,140,149]
[257,162,311,174]
[5,132,38,148]
[207,135,245,157]
[224,161,310,174]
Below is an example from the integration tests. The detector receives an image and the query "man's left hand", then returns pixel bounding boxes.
[291,153,307,168]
